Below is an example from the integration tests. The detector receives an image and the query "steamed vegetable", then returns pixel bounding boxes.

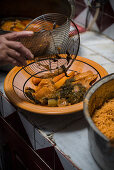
[52,73,65,83]
[32,77,42,86]
[55,71,75,89]
[25,70,98,107]
[72,73,98,89]
[1,20,31,31]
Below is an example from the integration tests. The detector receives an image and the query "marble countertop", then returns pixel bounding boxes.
[0,31,114,170]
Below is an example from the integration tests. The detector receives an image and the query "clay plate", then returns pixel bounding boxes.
[4,56,108,115]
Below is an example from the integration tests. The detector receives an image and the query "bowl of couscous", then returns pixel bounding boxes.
[84,73,114,170]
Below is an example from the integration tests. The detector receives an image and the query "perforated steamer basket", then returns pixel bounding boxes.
[18,13,80,77]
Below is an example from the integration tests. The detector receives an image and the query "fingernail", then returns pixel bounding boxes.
[32,54,34,58]
[31,54,34,59]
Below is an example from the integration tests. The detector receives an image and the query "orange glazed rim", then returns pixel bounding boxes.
[4,56,108,115]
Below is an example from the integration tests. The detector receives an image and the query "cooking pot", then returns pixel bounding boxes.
[84,73,114,170]
[0,0,76,34]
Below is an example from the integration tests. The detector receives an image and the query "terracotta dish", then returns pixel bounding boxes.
[4,56,108,115]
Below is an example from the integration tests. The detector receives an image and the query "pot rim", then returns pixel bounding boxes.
[83,73,114,143]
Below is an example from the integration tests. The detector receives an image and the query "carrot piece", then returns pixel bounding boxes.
[32,77,42,86]
[52,73,65,83]
[55,71,75,89]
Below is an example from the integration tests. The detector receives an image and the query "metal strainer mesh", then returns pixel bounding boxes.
[18,13,80,77]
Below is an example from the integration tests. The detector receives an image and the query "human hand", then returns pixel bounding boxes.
[0,31,34,66]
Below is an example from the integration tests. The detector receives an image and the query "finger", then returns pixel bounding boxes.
[4,31,34,40]
[6,40,34,60]
[2,56,22,66]
[7,48,26,66]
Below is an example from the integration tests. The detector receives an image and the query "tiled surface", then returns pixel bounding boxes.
[78,31,114,74]
[79,46,111,64]
[103,23,114,40]
[0,30,114,170]
[18,112,35,148]
[53,118,100,170]
[74,0,114,39]
[101,63,114,74]
[0,73,6,94]
[35,128,52,150]
[21,111,83,136]
[55,148,78,170]
[2,97,16,117]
